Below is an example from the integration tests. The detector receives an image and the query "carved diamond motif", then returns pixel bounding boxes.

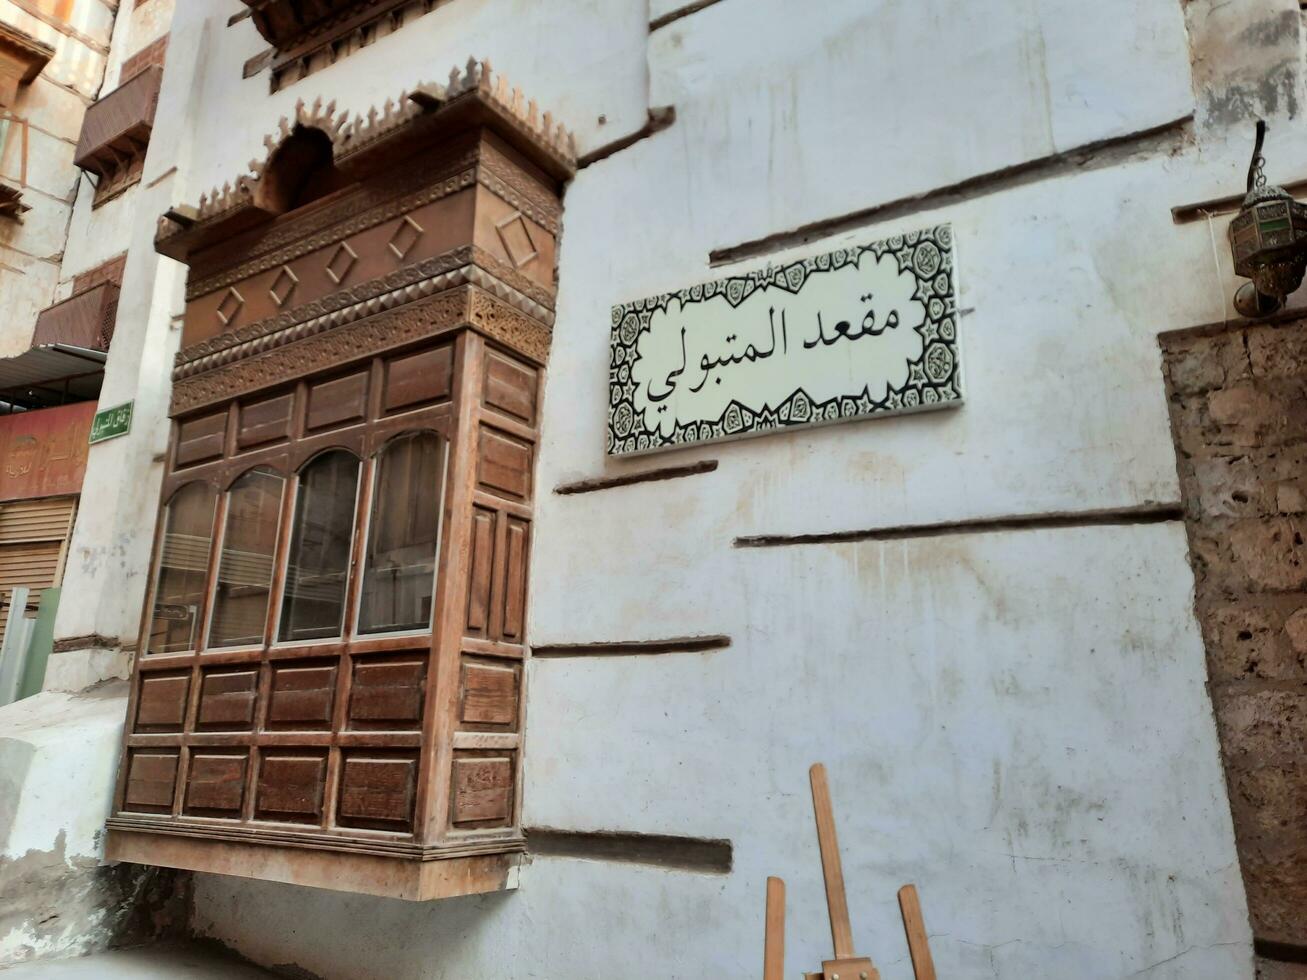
[216,287,245,326]
[326,242,357,285]
[269,266,299,308]
[387,216,424,261]
[495,212,538,269]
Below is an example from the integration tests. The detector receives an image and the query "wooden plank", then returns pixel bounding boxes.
[197,669,259,730]
[238,393,294,449]
[451,755,512,825]
[268,663,337,729]
[124,750,179,811]
[477,427,532,500]
[898,884,937,980]
[501,517,528,641]
[383,345,453,412]
[465,508,495,633]
[185,753,247,816]
[349,658,426,728]
[482,350,537,424]
[338,753,418,830]
[136,673,190,732]
[764,876,785,980]
[810,763,854,959]
[461,662,518,726]
[306,371,368,431]
[175,411,226,467]
[256,753,326,822]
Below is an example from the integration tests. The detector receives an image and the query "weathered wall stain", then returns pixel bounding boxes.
[0,830,191,964]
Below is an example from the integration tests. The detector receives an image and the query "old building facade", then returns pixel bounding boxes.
[1,0,1305,977]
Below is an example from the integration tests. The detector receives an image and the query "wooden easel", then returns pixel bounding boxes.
[763,764,938,980]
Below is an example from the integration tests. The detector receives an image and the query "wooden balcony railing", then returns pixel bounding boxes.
[31,282,120,352]
[74,65,162,178]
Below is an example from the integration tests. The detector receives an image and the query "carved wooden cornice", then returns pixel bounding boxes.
[175,245,555,377]
[157,59,576,263]
[170,284,550,414]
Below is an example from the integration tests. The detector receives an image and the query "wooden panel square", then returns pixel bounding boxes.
[466,507,496,635]
[197,669,258,731]
[349,657,426,730]
[501,517,529,642]
[184,752,247,817]
[477,427,532,501]
[383,345,453,413]
[337,752,418,832]
[124,750,178,813]
[267,662,336,730]
[306,371,368,431]
[482,351,537,425]
[451,754,514,827]
[256,753,326,823]
[135,672,190,732]
[237,393,293,450]
[460,662,518,727]
[175,412,225,467]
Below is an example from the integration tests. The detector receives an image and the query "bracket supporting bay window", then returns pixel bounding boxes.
[105,60,575,902]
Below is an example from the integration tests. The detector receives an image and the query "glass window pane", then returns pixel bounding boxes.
[147,483,218,655]
[209,467,285,648]
[358,432,444,634]
[279,451,360,642]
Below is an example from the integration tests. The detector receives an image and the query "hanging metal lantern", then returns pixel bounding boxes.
[1230,121,1307,317]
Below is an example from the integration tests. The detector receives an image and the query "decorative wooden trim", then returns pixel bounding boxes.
[170,286,550,414]
[105,827,521,901]
[178,246,554,374]
[158,60,575,264]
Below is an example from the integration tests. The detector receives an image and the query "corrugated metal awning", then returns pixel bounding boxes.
[0,344,105,409]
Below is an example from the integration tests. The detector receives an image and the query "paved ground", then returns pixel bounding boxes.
[0,945,278,978]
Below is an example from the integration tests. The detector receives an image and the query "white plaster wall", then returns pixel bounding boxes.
[52,4,207,654]
[0,0,115,355]
[40,0,1284,975]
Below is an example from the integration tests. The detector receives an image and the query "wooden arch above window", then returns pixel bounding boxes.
[107,61,570,901]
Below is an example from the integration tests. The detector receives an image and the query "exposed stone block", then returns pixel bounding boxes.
[1258,959,1307,980]
[1202,597,1307,681]
[1215,690,1307,768]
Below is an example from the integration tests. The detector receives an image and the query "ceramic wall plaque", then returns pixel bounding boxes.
[607,224,962,455]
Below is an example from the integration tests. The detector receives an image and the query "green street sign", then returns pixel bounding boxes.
[89,401,133,445]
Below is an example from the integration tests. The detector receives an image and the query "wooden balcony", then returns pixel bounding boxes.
[74,65,162,178]
[31,282,120,352]
[241,0,370,48]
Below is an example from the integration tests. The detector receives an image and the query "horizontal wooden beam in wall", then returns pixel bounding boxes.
[578,107,677,170]
[553,459,717,495]
[1172,177,1307,224]
[532,635,731,658]
[526,828,732,874]
[710,115,1192,266]
[735,502,1184,549]
[650,0,731,31]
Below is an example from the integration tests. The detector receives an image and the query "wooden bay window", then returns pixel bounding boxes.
[106,61,573,900]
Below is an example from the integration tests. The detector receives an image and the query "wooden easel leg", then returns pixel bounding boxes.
[897,884,937,980]
[764,876,785,980]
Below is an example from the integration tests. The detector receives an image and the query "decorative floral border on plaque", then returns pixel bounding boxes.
[607,223,962,456]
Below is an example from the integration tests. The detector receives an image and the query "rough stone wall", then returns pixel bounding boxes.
[0,837,190,964]
[1161,317,1307,959]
